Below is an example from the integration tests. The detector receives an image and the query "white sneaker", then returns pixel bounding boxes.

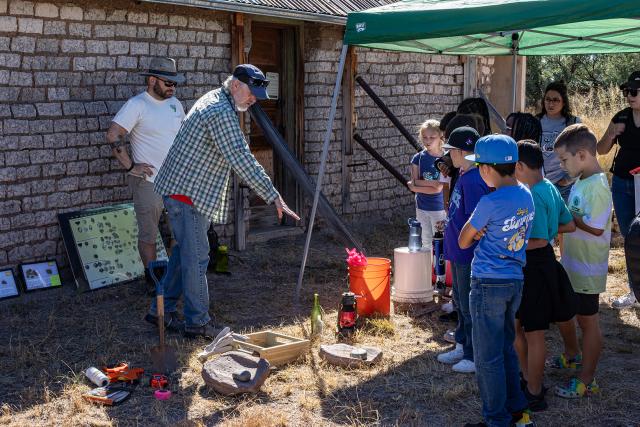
[437,343,464,364]
[612,292,638,309]
[452,359,476,373]
[443,329,456,344]
[441,301,454,313]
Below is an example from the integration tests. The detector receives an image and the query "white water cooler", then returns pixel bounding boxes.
[392,246,433,303]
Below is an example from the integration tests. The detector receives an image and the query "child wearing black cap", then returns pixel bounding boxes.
[436,127,489,374]
[459,134,535,427]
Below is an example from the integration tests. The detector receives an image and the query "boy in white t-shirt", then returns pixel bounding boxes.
[106,57,186,305]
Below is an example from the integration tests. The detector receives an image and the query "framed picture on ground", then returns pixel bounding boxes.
[0,269,19,300]
[19,260,62,292]
[58,203,168,292]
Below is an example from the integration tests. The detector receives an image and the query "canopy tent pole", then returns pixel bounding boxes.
[296,44,350,302]
[511,33,519,113]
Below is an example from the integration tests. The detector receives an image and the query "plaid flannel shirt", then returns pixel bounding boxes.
[154,87,278,223]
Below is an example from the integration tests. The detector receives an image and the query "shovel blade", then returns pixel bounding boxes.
[150,345,178,374]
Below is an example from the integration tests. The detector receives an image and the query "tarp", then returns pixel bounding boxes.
[344,0,640,55]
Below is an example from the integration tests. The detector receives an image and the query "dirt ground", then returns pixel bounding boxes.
[1,215,639,427]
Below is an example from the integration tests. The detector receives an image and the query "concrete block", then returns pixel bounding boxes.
[53,118,76,132]
[216,32,230,45]
[115,24,136,38]
[11,36,35,53]
[158,28,177,42]
[168,43,187,57]
[11,104,36,118]
[178,30,196,43]
[108,40,129,55]
[106,9,127,22]
[9,0,34,15]
[169,15,187,27]
[9,71,32,86]
[205,20,223,31]
[21,195,46,211]
[69,23,91,37]
[61,39,84,53]
[60,5,83,20]
[35,38,59,53]
[84,8,106,21]
[195,31,213,44]
[43,20,65,35]
[117,56,137,69]
[137,26,156,39]
[96,56,116,70]
[66,161,88,175]
[22,55,46,70]
[28,119,52,132]
[0,70,8,84]
[0,17,17,32]
[149,43,168,56]
[189,45,205,58]
[0,53,21,68]
[73,57,96,71]
[18,17,43,33]
[130,41,149,55]
[127,11,147,24]
[17,166,41,180]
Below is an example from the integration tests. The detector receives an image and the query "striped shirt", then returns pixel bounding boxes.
[561,173,612,294]
[154,87,278,223]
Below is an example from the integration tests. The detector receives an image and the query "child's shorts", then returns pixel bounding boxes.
[576,293,600,316]
[516,244,577,332]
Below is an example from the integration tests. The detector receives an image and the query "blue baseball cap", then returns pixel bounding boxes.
[465,134,518,164]
[233,64,269,100]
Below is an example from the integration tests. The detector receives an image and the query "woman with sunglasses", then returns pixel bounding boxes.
[597,71,640,309]
[536,81,581,202]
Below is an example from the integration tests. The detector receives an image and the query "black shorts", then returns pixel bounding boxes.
[516,244,577,332]
[576,293,600,316]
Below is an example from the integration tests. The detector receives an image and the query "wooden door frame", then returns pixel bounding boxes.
[232,14,305,249]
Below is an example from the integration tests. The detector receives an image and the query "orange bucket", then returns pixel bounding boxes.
[348,257,391,316]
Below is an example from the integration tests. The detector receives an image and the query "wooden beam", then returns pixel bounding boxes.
[341,46,356,214]
[231,12,247,251]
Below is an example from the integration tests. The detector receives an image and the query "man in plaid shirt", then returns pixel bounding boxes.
[149,64,299,338]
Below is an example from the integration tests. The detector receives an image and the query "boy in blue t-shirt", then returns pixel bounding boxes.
[459,135,535,427]
[437,127,490,374]
[409,119,446,250]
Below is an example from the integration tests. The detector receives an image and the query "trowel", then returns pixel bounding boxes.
[148,260,178,374]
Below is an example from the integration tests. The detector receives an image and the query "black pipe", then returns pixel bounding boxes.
[248,104,364,253]
[353,133,409,188]
[355,75,422,152]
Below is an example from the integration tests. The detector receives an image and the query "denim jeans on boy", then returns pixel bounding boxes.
[149,196,212,327]
[470,278,528,427]
[612,175,635,289]
[452,262,473,361]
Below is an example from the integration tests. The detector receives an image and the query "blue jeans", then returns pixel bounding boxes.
[470,278,528,427]
[452,262,473,361]
[612,175,635,289]
[149,196,212,327]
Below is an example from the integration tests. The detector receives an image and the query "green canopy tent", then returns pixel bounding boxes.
[296,0,640,297]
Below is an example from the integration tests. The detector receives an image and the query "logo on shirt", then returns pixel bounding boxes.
[170,104,177,113]
[356,22,366,32]
[569,195,583,215]
[502,207,535,253]
[423,170,440,181]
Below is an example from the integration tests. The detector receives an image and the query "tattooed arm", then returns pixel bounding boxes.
[106,122,154,177]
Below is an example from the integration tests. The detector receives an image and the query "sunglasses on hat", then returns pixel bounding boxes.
[237,75,269,88]
[623,88,638,97]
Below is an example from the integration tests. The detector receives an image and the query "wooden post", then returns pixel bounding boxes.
[231,13,247,251]
[341,46,356,214]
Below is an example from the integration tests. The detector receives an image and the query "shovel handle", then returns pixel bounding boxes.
[157,293,165,348]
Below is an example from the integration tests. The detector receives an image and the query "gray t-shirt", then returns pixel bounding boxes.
[539,115,581,184]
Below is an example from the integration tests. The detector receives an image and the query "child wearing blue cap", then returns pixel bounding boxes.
[459,134,535,427]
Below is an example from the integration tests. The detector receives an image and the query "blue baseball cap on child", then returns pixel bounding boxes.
[465,134,518,164]
[233,64,270,100]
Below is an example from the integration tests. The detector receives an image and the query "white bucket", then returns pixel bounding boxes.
[392,246,433,303]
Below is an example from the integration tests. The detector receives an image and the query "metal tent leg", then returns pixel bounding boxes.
[295,44,349,302]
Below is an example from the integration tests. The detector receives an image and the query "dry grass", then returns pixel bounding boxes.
[1,215,639,427]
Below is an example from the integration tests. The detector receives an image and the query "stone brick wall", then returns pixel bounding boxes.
[0,0,494,274]
[303,23,467,217]
[0,0,236,271]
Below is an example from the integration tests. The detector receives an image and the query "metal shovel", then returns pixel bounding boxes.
[148,260,178,374]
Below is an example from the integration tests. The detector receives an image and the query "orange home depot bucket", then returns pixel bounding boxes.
[348,257,391,316]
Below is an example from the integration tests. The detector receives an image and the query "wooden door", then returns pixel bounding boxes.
[248,23,299,229]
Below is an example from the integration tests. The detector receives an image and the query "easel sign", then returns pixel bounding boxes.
[19,260,61,292]
[58,203,168,292]
[0,269,19,300]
